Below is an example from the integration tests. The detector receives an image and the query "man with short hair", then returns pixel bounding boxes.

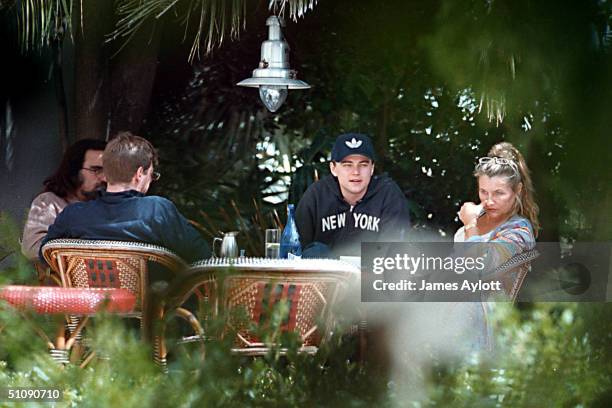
[296,133,411,257]
[21,139,107,261]
[40,132,210,263]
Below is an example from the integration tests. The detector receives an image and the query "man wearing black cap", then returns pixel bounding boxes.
[296,133,411,257]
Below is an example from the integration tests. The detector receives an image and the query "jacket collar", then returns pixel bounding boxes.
[99,189,145,202]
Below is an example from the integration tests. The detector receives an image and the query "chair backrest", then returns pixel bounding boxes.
[42,239,187,317]
[168,258,360,354]
[487,248,540,301]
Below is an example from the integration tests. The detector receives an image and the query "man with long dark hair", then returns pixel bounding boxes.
[21,139,107,260]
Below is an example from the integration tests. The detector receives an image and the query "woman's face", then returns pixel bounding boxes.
[478,175,519,221]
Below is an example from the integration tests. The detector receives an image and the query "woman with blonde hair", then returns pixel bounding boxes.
[456,141,539,302]
[451,142,539,350]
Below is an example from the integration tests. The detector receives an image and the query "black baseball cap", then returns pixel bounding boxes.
[331,133,376,162]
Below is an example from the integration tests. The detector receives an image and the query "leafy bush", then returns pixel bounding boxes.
[2,296,611,406]
[1,216,610,407]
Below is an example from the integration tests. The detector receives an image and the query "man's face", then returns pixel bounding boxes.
[330,154,374,201]
[78,149,105,199]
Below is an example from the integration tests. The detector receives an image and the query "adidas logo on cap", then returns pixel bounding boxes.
[345,138,363,149]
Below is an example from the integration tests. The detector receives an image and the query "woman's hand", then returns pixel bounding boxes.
[458,202,482,226]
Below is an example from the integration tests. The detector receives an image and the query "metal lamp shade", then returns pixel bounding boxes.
[236,77,310,89]
[237,16,310,112]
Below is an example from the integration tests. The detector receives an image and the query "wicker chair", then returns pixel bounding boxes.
[485,248,540,301]
[41,239,189,362]
[153,257,360,365]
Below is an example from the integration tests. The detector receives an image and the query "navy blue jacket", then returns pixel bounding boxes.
[296,174,411,256]
[40,190,210,263]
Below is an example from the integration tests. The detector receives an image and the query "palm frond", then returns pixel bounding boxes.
[15,0,72,53]
[110,0,318,63]
[477,91,506,126]
[270,0,318,21]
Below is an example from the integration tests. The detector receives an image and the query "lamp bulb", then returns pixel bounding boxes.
[259,85,288,112]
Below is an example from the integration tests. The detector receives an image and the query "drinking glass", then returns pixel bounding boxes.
[265,229,280,258]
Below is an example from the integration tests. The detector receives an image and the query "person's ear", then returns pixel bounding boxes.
[133,166,145,184]
[517,182,523,195]
[371,163,375,176]
[330,162,338,177]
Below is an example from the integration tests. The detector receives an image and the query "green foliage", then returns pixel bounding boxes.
[423,303,612,407]
[424,0,607,125]
[2,296,611,405]
[145,0,610,242]
[423,0,611,240]
[5,0,610,242]
[0,222,610,406]
[0,213,36,285]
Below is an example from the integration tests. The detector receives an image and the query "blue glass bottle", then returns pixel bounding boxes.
[279,204,302,258]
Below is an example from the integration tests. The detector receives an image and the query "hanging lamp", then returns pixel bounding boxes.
[237,15,310,112]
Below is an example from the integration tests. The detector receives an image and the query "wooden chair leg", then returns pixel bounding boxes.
[175,307,204,337]
[64,316,89,351]
[151,306,168,372]
[55,323,66,350]
[79,351,96,368]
